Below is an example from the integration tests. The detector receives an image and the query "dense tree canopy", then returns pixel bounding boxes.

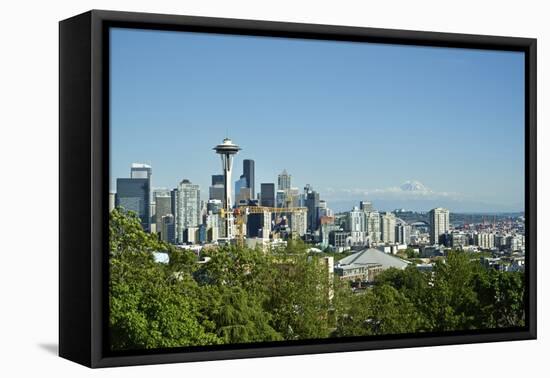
[109,209,220,350]
[334,252,525,336]
[109,209,526,351]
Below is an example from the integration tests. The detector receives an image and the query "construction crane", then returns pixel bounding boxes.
[234,207,247,247]
[242,205,307,214]
[234,205,308,245]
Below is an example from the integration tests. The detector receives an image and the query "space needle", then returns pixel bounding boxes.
[213,137,241,239]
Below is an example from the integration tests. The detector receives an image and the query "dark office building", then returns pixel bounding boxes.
[243,159,255,198]
[247,212,268,238]
[155,195,172,227]
[116,178,150,231]
[305,190,320,232]
[170,188,177,216]
[211,174,224,186]
[260,183,275,207]
[209,174,225,202]
[159,214,176,244]
[198,224,207,244]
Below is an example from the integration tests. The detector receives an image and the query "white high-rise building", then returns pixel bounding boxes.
[174,179,201,244]
[205,213,220,242]
[475,233,495,249]
[380,212,396,243]
[365,210,381,243]
[395,220,411,245]
[290,210,307,237]
[429,207,450,245]
[347,206,366,245]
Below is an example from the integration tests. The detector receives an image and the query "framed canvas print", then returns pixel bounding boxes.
[59,10,537,368]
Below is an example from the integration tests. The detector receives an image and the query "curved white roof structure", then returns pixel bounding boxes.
[337,248,410,270]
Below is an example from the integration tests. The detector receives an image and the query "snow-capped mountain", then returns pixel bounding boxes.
[400,180,430,193]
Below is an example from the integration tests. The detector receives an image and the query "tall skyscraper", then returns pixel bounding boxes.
[209,174,225,202]
[170,188,177,216]
[278,169,291,191]
[429,207,450,245]
[174,179,201,244]
[205,213,221,241]
[243,159,255,198]
[160,214,176,244]
[320,218,340,249]
[395,220,411,245]
[365,210,381,243]
[205,200,222,240]
[304,185,320,232]
[260,183,275,207]
[290,210,308,237]
[380,212,397,243]
[155,194,172,230]
[116,178,151,231]
[116,163,152,231]
[234,174,249,204]
[347,206,366,245]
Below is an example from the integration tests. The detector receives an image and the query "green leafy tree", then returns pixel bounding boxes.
[204,286,282,343]
[109,209,220,350]
[199,245,274,296]
[264,240,333,340]
[197,245,283,343]
[425,251,482,331]
[473,268,525,328]
[334,284,423,336]
[374,266,432,328]
[334,250,525,337]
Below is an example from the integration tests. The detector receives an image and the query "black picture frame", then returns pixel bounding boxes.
[59,9,537,368]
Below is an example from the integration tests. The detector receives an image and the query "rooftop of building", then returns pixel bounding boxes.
[131,163,152,168]
[337,248,410,270]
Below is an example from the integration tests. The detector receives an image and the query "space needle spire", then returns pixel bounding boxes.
[213,137,241,239]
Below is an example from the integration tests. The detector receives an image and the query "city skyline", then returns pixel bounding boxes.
[110,28,525,212]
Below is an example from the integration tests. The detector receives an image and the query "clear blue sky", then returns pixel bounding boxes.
[109,27,525,212]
